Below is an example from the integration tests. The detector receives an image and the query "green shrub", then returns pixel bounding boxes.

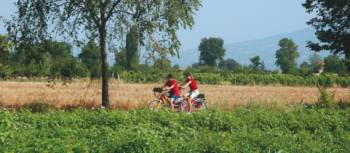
[317,86,336,108]
[23,101,55,113]
[0,108,349,152]
[0,65,12,80]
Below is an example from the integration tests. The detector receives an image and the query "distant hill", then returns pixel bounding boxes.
[171,28,328,70]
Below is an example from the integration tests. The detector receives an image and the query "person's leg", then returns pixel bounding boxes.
[187,92,193,112]
[171,97,175,111]
[188,90,199,112]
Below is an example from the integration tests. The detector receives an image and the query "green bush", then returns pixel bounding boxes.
[0,65,13,80]
[317,86,336,108]
[23,101,55,113]
[0,108,349,152]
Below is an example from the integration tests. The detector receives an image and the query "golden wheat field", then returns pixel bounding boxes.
[0,80,350,110]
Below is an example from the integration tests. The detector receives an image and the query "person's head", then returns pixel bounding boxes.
[183,72,192,79]
[166,74,173,81]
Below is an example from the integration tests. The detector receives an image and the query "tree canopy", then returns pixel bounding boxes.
[275,38,300,74]
[8,0,202,108]
[303,0,350,72]
[199,37,226,67]
[125,25,140,71]
[249,56,265,72]
[324,55,347,74]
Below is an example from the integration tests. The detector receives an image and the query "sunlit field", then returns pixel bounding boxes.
[1,80,349,110]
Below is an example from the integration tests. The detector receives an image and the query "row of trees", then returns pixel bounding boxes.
[191,0,350,75]
[193,37,266,73]
[194,36,347,75]
[0,31,174,80]
[2,33,346,80]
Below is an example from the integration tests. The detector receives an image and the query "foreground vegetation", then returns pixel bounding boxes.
[0,105,349,152]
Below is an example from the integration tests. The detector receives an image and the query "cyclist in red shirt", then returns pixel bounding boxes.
[163,74,180,111]
[181,72,199,113]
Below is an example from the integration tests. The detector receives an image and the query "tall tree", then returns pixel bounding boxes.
[249,56,264,71]
[125,25,139,71]
[275,38,300,74]
[303,0,350,72]
[79,41,101,78]
[199,37,225,67]
[8,0,201,108]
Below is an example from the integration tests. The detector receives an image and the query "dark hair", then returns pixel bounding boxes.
[166,74,173,79]
[183,72,191,77]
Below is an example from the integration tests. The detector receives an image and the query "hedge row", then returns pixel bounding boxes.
[117,71,350,87]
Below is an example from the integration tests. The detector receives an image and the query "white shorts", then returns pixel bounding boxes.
[188,90,199,99]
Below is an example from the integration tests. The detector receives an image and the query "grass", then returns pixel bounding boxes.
[0,80,349,110]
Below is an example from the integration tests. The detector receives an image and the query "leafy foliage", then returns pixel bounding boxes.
[199,37,226,67]
[275,38,300,74]
[249,56,265,72]
[317,86,336,108]
[218,58,242,71]
[299,62,312,76]
[324,55,347,74]
[0,107,349,152]
[0,35,12,65]
[303,0,350,72]
[79,41,101,78]
[125,25,140,71]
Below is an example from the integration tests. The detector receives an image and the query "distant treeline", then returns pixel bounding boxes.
[0,33,349,85]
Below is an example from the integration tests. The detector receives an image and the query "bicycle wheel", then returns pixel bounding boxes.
[194,99,208,111]
[148,99,163,111]
[200,99,208,110]
[176,100,188,112]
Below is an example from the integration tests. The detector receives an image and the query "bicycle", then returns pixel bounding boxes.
[148,87,186,111]
[148,87,208,112]
[177,91,208,112]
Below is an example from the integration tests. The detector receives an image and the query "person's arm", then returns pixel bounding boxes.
[162,82,167,88]
[181,81,192,89]
[165,84,175,90]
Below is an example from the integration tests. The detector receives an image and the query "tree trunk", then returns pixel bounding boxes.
[99,25,109,109]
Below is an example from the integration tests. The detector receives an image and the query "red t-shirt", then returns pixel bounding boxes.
[186,76,198,91]
[165,79,180,96]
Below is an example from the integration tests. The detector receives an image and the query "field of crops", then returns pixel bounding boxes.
[0,81,350,110]
[117,71,350,87]
[0,107,349,152]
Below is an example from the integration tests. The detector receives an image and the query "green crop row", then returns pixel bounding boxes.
[117,71,350,87]
[0,107,349,152]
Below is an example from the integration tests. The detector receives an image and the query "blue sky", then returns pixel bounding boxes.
[0,0,311,51]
